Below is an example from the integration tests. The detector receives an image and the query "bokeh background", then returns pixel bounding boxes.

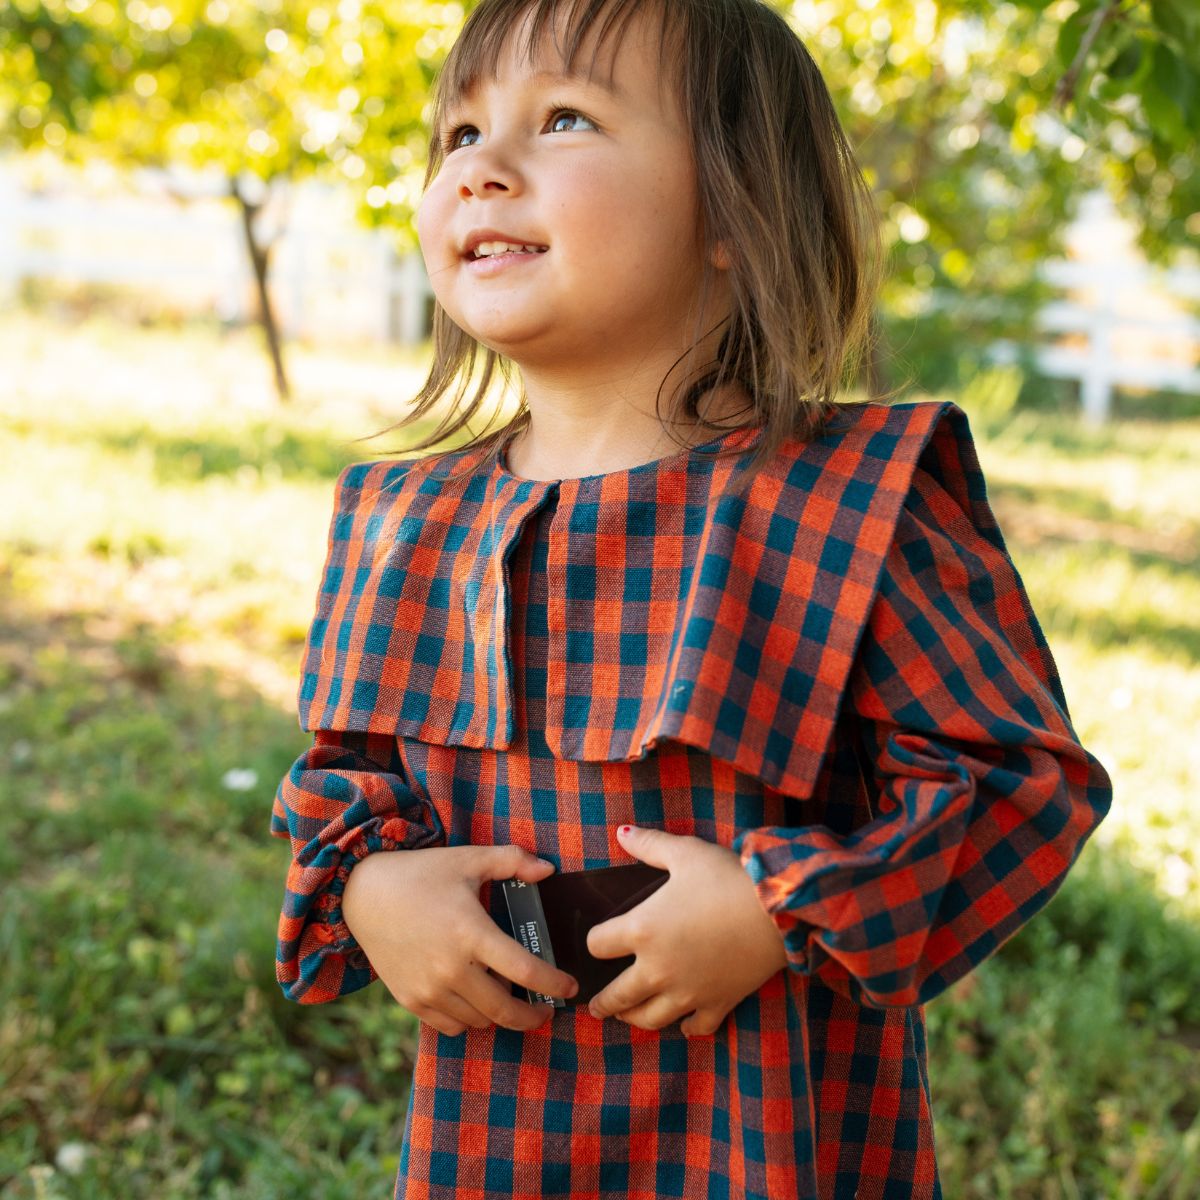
[2,1,1198,1196]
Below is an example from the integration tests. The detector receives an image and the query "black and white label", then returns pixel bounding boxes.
[501,878,564,1008]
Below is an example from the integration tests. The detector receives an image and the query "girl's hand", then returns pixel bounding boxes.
[342,845,579,1037]
[585,826,789,1036]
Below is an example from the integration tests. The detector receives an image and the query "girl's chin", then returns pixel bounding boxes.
[449,315,562,353]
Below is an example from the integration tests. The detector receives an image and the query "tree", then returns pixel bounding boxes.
[3,0,1195,404]
[779,0,1198,397]
[0,0,447,401]
[969,0,1197,260]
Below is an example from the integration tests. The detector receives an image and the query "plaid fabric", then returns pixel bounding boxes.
[270,400,1112,1199]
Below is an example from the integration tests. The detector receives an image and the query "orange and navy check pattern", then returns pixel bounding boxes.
[270,400,1112,1199]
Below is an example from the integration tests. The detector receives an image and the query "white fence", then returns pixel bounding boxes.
[985,257,1200,424]
[0,166,435,345]
[2,166,1197,419]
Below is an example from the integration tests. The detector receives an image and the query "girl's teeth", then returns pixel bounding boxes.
[474,242,548,258]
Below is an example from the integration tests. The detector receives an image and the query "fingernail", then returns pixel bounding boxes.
[537,858,555,868]
[618,825,634,838]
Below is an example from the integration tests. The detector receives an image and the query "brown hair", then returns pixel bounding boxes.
[362,0,888,494]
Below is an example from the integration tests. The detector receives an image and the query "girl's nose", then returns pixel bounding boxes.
[457,148,523,200]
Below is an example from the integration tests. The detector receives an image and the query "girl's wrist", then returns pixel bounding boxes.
[341,847,395,939]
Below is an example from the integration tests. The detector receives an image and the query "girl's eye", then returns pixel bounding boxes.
[546,109,595,136]
[440,105,597,155]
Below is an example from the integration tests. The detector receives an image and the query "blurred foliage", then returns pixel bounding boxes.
[0,0,459,246]
[0,0,1196,397]
[941,0,1200,256]
[790,0,1199,391]
[1,309,1198,1195]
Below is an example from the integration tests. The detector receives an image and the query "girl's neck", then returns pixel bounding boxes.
[502,382,754,482]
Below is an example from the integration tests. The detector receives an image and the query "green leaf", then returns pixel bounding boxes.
[1139,78,1188,146]
[1056,7,1093,72]
[1096,33,1155,103]
[1149,40,1198,136]
[1105,38,1143,82]
[1150,0,1199,46]
[1159,40,1198,113]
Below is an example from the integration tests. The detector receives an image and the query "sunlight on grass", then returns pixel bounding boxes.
[966,412,1200,921]
[2,308,1198,1199]
[2,309,500,710]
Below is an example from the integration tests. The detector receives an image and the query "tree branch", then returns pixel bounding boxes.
[1054,0,1125,109]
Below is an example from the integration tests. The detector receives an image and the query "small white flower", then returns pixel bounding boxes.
[55,1142,91,1175]
[127,1112,154,1136]
[221,767,259,791]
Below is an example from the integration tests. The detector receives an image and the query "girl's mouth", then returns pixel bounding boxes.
[464,247,549,275]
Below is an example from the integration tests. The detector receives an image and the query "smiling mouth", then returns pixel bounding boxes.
[465,246,550,261]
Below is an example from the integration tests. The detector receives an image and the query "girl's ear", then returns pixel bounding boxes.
[711,240,734,271]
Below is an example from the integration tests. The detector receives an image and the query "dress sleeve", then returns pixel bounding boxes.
[732,467,1113,1009]
[269,727,445,1004]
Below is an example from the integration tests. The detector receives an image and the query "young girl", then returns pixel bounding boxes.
[270,0,1113,1196]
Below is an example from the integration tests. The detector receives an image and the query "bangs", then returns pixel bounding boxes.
[426,0,678,161]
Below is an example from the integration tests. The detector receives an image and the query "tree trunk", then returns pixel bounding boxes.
[232,176,290,402]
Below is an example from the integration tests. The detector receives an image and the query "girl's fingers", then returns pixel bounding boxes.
[413,990,493,1037]
[612,994,685,1032]
[679,1007,727,1038]
[585,911,635,961]
[588,968,658,1020]
[467,844,557,885]
[459,961,557,1031]
[479,920,578,1003]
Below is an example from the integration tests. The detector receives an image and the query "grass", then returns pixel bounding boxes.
[1,306,1198,1198]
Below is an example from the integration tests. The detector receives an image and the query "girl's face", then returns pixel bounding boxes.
[416,5,727,377]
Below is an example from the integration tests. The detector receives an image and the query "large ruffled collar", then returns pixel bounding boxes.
[297,400,988,801]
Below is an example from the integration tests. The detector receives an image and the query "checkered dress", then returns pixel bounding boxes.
[270,400,1112,1199]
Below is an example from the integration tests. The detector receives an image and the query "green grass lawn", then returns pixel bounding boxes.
[1,308,1198,1198]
